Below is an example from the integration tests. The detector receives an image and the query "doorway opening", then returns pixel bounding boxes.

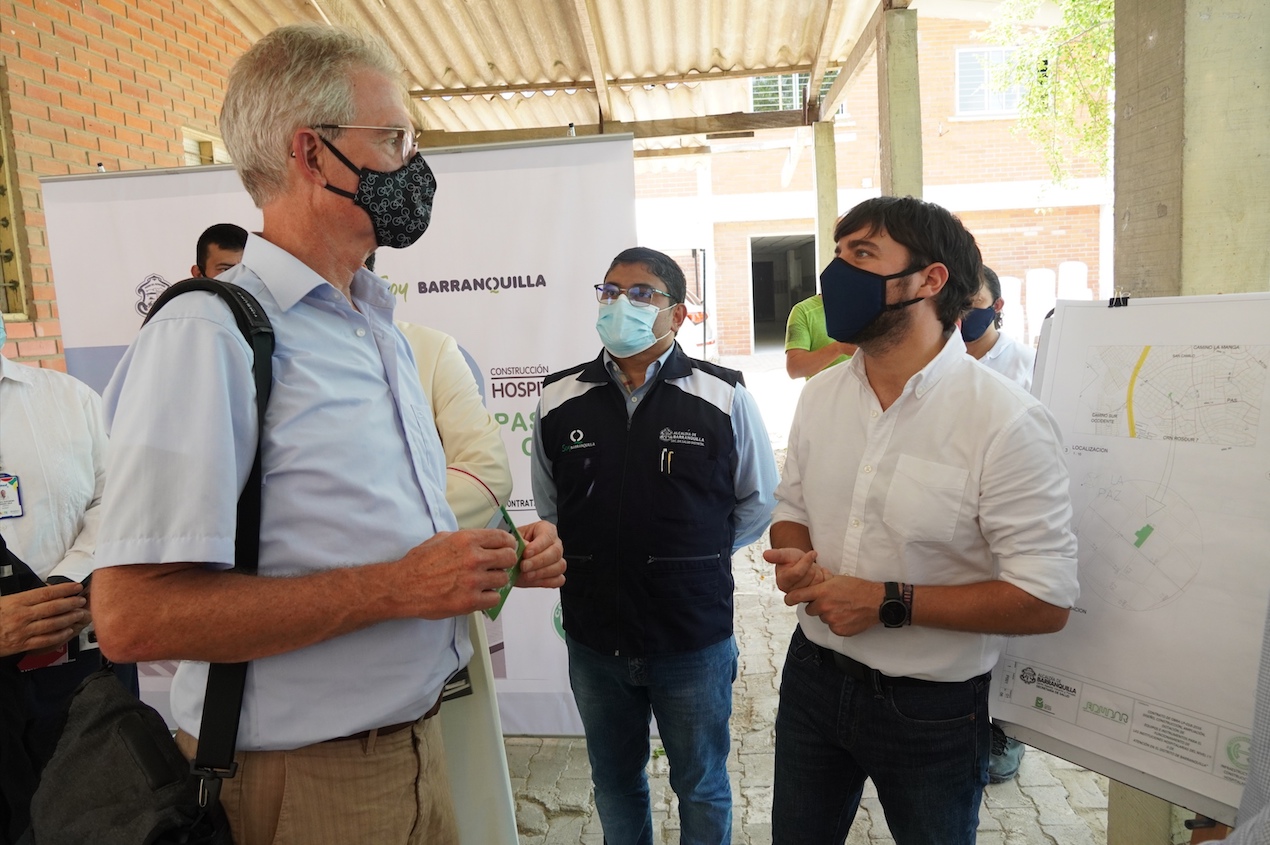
[750,234,816,352]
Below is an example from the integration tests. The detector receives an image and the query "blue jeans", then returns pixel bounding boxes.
[566,634,738,845]
[772,627,990,845]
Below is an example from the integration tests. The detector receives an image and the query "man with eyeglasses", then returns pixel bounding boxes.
[91,25,564,845]
[531,247,778,845]
[764,197,1078,844]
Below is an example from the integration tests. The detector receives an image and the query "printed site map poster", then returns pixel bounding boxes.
[992,293,1270,825]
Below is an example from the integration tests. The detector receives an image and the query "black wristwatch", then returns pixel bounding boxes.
[879,581,910,628]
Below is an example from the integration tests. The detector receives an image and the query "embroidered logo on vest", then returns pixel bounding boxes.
[659,427,706,447]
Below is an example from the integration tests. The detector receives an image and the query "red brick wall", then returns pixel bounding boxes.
[633,162,701,199]
[0,0,249,368]
[713,147,815,195]
[960,206,1102,296]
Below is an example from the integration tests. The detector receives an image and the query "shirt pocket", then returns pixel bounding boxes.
[881,454,968,543]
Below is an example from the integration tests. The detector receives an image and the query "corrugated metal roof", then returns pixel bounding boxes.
[215,0,890,147]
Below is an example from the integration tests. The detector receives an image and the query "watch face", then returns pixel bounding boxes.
[880,600,907,627]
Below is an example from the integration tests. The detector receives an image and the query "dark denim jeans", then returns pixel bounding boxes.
[772,626,990,845]
[566,634,738,845]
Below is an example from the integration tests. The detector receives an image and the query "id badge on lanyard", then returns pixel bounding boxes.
[0,473,21,519]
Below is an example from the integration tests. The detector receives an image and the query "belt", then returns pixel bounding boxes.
[803,631,988,689]
[323,694,443,743]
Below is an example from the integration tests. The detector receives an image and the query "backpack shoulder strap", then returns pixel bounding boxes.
[142,277,273,793]
[143,278,274,422]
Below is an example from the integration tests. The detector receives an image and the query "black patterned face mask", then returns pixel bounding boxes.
[320,137,437,249]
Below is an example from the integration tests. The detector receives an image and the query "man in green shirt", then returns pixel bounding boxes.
[784,294,855,379]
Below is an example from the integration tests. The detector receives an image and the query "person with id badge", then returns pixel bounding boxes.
[0,333,113,767]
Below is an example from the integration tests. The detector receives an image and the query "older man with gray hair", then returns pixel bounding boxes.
[92,25,565,845]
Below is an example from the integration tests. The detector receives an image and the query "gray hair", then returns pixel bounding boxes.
[221,24,401,207]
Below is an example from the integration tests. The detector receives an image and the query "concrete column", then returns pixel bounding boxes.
[1115,0,1270,296]
[1107,782,1171,845]
[812,121,839,271]
[1178,2,1270,294]
[1108,1,1270,841]
[876,7,922,199]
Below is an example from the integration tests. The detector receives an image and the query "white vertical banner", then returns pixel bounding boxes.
[42,135,635,740]
[373,137,635,734]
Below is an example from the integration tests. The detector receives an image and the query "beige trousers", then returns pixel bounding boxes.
[176,714,458,845]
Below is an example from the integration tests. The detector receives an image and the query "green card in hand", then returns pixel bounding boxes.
[483,505,525,621]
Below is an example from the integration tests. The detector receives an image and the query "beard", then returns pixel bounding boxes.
[851,296,917,354]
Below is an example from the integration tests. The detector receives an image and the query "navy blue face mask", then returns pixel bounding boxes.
[959,305,997,342]
[321,137,437,250]
[819,257,926,343]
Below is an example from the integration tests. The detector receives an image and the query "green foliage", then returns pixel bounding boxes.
[984,0,1115,182]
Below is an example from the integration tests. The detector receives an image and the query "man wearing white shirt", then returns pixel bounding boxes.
[0,341,106,840]
[962,265,1036,392]
[764,196,1078,844]
[0,346,102,705]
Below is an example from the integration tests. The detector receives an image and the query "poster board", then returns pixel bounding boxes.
[992,293,1270,825]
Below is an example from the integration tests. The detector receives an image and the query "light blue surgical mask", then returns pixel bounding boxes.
[596,296,672,359]
[0,320,6,349]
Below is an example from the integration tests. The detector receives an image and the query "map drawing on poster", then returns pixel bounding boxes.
[992,293,1270,825]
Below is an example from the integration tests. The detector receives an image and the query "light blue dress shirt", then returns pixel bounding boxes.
[531,345,777,552]
[97,235,465,750]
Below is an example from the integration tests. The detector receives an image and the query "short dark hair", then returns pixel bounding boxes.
[981,265,1004,329]
[606,247,686,304]
[832,196,982,334]
[195,223,248,273]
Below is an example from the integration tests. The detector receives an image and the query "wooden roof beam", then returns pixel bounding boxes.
[407,63,842,99]
[818,0,885,119]
[418,109,808,148]
[571,0,613,123]
[806,0,851,120]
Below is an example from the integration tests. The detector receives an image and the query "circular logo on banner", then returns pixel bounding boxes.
[1020,667,1037,685]
[1228,735,1252,770]
[552,601,565,642]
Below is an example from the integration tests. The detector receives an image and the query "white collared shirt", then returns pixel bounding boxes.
[98,235,465,750]
[0,356,106,581]
[773,332,1078,682]
[979,332,1036,391]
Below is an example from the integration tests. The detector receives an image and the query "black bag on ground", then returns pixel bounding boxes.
[26,279,274,845]
[28,670,231,845]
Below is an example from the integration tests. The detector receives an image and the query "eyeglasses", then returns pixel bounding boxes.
[594,283,676,309]
[312,124,422,167]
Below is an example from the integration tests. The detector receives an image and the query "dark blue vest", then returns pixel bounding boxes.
[539,345,742,657]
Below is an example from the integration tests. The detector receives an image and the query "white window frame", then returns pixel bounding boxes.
[955,47,1022,118]
[750,71,847,117]
[182,128,231,166]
